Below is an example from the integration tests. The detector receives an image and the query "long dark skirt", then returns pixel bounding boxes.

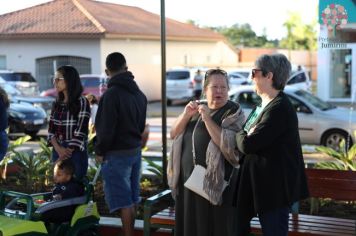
[174,176,238,236]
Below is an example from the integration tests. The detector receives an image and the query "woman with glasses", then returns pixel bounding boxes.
[47,65,90,180]
[0,87,9,162]
[234,54,309,236]
[168,69,245,236]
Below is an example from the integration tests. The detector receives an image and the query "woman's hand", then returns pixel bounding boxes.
[198,104,211,122]
[54,145,73,160]
[51,137,73,159]
[52,194,62,201]
[183,101,199,118]
[170,101,200,138]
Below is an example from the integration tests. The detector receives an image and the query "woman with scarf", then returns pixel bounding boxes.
[168,69,245,236]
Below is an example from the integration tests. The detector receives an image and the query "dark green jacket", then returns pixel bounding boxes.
[234,91,309,214]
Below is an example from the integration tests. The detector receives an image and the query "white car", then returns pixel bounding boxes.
[229,85,356,150]
[166,68,208,105]
[228,68,251,89]
[238,68,311,91]
[0,70,40,96]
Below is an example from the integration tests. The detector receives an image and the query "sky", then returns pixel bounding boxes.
[0,0,319,40]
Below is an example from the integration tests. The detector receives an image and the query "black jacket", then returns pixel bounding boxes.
[41,179,84,223]
[52,179,84,200]
[234,92,309,214]
[95,71,147,156]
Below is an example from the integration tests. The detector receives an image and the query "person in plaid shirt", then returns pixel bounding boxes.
[47,65,90,180]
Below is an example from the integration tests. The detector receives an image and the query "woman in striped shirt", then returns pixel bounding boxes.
[48,65,90,180]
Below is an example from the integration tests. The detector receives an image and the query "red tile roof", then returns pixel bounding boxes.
[0,0,224,41]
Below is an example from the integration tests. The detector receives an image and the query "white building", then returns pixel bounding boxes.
[0,0,238,100]
[317,0,356,103]
[317,24,355,103]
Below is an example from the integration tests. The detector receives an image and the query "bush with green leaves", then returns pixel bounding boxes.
[0,136,53,192]
[315,140,356,171]
[143,157,163,179]
[0,135,32,181]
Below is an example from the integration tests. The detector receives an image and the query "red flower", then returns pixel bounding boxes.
[330,4,335,9]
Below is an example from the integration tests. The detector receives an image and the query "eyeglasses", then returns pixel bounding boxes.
[204,69,227,80]
[251,68,265,78]
[208,85,228,91]
[53,77,64,83]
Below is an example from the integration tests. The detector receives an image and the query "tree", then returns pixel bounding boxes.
[211,23,277,48]
[280,12,317,51]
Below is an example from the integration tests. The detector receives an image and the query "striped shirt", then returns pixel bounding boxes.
[48,96,90,151]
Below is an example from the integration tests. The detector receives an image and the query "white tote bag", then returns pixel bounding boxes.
[184,164,210,200]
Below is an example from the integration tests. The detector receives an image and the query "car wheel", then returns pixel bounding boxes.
[167,99,172,106]
[321,129,353,151]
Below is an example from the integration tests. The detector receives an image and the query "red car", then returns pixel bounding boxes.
[40,74,107,99]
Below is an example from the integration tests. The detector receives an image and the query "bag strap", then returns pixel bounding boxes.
[191,110,235,183]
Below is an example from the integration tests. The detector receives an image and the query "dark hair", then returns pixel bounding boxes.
[55,158,75,176]
[55,65,83,115]
[255,54,291,90]
[106,52,127,73]
[85,93,98,105]
[0,87,9,108]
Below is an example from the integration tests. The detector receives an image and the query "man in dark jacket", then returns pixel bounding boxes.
[95,52,147,236]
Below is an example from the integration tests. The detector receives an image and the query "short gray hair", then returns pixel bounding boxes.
[255,54,291,90]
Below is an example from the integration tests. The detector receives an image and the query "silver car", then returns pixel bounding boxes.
[229,85,356,149]
[0,70,40,96]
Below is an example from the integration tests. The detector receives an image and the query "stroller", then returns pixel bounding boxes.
[0,165,101,236]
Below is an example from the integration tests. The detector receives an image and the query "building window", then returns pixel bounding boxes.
[0,56,6,70]
[36,56,91,91]
[329,49,352,99]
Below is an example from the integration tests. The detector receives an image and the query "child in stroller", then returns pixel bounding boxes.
[41,158,84,223]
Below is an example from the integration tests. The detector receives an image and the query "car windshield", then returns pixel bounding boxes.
[294,90,335,111]
[81,77,100,87]
[0,73,36,82]
[166,71,190,80]
[0,82,22,96]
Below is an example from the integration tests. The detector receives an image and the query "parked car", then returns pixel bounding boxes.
[237,67,311,91]
[7,102,47,137]
[166,68,209,105]
[0,70,40,96]
[287,69,311,91]
[0,80,54,116]
[229,85,356,150]
[166,68,194,105]
[228,68,251,89]
[40,74,107,99]
[81,74,108,98]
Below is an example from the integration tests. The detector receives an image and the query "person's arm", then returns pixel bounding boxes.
[47,106,72,159]
[91,104,98,124]
[199,104,222,146]
[68,97,90,151]
[47,106,55,147]
[170,101,199,139]
[95,92,119,156]
[236,100,288,154]
[51,136,72,159]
